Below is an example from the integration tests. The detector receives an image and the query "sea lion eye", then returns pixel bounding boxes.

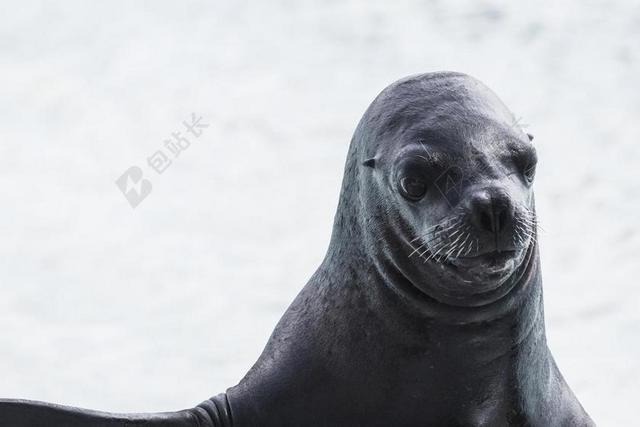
[515,148,537,185]
[523,163,536,184]
[400,176,427,200]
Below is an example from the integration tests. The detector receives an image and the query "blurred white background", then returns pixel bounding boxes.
[0,0,638,424]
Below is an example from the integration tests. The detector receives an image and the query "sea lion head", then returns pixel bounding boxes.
[348,72,537,307]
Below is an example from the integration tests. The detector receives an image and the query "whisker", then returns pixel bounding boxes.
[425,239,449,262]
[456,232,471,258]
[409,221,448,243]
[464,238,474,256]
[445,233,466,260]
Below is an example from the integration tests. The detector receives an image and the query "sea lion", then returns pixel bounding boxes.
[0,72,594,426]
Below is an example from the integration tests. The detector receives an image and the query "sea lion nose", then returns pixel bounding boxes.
[469,189,513,234]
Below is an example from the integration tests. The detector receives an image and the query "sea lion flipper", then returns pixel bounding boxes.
[0,398,227,426]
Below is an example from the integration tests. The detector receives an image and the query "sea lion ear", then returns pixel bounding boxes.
[362,158,376,168]
[526,133,534,142]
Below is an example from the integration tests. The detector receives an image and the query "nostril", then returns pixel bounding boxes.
[470,190,512,235]
[479,209,494,232]
[496,209,508,233]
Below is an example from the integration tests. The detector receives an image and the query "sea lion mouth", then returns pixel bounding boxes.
[452,250,517,268]
[449,249,519,279]
[417,245,521,285]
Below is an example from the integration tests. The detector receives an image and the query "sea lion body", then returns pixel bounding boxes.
[0,72,593,426]
[226,72,592,426]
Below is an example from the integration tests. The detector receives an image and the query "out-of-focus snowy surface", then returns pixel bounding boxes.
[0,0,638,424]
